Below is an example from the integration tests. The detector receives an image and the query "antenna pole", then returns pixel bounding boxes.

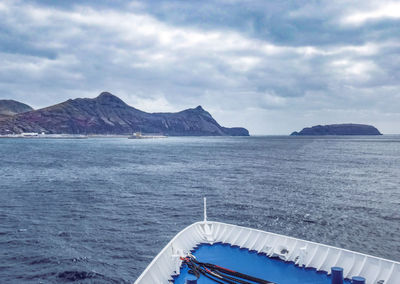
[203,197,207,223]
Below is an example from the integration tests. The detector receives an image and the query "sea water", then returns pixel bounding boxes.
[0,136,399,283]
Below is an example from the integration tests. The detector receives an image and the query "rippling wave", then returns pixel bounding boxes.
[0,136,399,282]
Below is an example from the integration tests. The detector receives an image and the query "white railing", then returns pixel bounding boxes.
[134,221,400,284]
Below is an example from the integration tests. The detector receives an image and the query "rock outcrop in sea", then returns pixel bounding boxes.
[0,92,249,136]
[290,124,382,136]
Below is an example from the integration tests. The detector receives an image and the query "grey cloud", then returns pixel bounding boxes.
[0,0,399,134]
[140,0,400,46]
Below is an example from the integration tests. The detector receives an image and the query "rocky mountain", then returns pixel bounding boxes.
[291,124,382,136]
[0,92,249,136]
[0,100,33,119]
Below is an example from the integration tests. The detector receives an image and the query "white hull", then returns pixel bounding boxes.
[135,221,400,284]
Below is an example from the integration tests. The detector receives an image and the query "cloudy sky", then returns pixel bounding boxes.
[0,0,399,134]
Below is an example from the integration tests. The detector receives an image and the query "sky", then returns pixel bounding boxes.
[0,0,399,134]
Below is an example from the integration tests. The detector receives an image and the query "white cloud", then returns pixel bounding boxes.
[331,59,379,80]
[0,2,8,12]
[130,94,176,113]
[343,2,400,25]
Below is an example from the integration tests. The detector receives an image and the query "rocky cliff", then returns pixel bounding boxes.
[291,124,382,136]
[0,92,249,136]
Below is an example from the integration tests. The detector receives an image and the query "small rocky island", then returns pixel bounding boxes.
[291,124,382,136]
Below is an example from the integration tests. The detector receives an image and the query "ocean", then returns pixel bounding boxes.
[0,136,399,283]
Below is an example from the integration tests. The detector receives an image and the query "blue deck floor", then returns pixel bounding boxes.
[173,243,351,284]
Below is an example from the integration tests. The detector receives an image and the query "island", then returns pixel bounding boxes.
[0,92,249,136]
[290,124,382,136]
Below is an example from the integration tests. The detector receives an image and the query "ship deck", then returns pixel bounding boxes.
[134,221,399,283]
[173,243,352,284]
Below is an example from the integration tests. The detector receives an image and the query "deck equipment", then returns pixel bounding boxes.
[135,198,400,284]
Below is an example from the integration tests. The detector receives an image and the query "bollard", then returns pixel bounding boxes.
[186,274,197,284]
[331,267,344,284]
[352,276,366,284]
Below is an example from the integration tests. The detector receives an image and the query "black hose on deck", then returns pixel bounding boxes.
[181,255,276,284]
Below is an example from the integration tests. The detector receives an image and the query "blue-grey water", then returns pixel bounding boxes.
[0,136,399,283]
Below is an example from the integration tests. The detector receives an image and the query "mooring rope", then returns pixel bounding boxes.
[181,255,276,284]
